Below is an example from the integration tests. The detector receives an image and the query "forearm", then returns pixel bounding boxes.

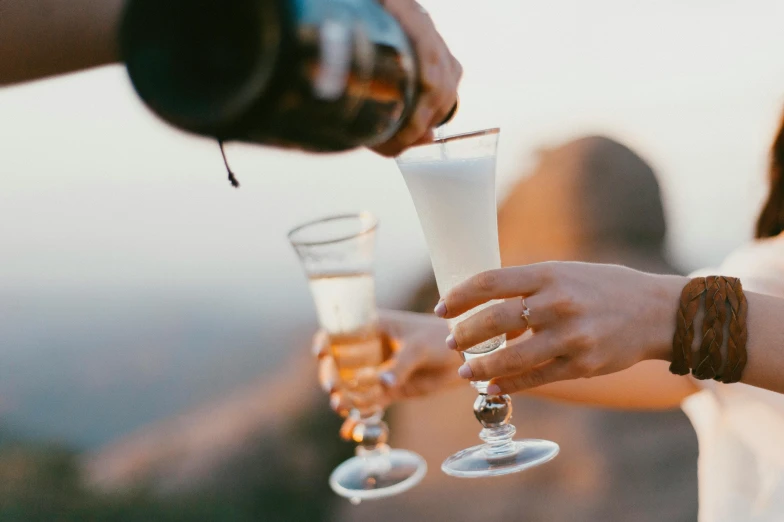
[705,292,784,394]
[528,361,699,410]
[647,278,784,396]
[0,0,124,86]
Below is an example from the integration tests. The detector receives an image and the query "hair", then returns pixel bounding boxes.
[755,111,784,239]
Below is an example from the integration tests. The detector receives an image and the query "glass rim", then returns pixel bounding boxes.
[287,212,378,247]
[432,127,500,145]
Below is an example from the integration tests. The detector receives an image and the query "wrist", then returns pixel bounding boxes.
[642,274,687,362]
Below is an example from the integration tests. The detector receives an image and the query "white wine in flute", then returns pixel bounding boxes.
[399,155,505,362]
[309,272,394,395]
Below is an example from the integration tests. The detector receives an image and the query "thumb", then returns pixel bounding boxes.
[339,413,360,442]
[318,355,339,394]
[313,329,329,358]
[377,336,425,391]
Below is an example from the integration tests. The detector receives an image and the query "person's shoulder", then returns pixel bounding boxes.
[717,235,784,296]
[690,235,784,297]
[721,235,784,272]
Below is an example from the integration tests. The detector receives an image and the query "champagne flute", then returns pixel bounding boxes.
[396,129,560,477]
[289,212,427,500]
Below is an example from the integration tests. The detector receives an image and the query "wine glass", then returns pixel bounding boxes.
[288,212,427,500]
[395,128,560,477]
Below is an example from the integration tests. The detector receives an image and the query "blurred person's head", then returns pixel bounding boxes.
[756,110,784,239]
[498,136,670,272]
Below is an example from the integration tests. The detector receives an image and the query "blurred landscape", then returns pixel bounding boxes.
[2,0,784,519]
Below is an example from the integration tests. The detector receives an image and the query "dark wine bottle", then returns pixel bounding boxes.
[120,0,454,153]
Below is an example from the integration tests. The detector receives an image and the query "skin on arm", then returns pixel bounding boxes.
[529,361,698,410]
[0,0,124,86]
[729,291,784,394]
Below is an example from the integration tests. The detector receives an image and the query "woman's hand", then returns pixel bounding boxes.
[371,0,462,157]
[436,262,685,395]
[314,310,459,432]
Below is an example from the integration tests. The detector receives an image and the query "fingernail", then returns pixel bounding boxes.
[486,384,501,395]
[445,334,458,350]
[380,372,397,388]
[314,340,329,358]
[434,301,447,317]
[457,363,473,379]
[329,394,341,412]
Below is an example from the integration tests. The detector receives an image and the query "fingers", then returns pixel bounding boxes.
[397,367,462,399]
[394,95,438,148]
[434,98,459,128]
[372,100,436,157]
[426,85,459,131]
[313,329,329,358]
[330,391,352,418]
[319,330,389,415]
[486,357,574,395]
[449,295,549,352]
[329,382,389,417]
[436,264,552,319]
[339,413,359,442]
[319,354,379,394]
[413,129,435,146]
[506,328,530,342]
[370,0,461,156]
[318,355,339,394]
[373,89,450,156]
[457,331,562,382]
[376,337,426,390]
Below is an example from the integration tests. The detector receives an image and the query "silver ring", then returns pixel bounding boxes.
[520,297,531,330]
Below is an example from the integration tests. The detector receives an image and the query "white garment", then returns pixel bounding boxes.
[682,234,784,522]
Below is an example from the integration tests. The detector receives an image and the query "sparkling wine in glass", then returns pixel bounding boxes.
[289,213,427,500]
[396,128,559,478]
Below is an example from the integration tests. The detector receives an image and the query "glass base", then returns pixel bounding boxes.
[329,448,427,502]
[441,439,559,478]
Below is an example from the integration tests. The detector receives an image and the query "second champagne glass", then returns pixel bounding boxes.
[396,128,560,478]
[289,212,427,500]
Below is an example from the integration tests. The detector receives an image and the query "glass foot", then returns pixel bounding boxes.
[329,448,427,501]
[441,439,559,478]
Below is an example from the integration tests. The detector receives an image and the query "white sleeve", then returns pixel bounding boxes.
[690,242,784,298]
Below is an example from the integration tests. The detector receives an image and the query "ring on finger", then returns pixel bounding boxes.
[520,297,531,330]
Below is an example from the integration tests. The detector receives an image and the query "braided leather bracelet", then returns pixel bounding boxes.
[669,276,748,382]
[693,276,726,380]
[670,277,707,376]
[720,277,748,384]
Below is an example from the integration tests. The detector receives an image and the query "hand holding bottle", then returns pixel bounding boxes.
[371,0,462,157]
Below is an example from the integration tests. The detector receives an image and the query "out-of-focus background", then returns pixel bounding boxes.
[1,0,784,520]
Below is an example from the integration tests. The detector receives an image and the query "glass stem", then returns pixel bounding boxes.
[472,389,517,458]
[352,410,392,474]
[479,422,517,457]
[471,379,490,395]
